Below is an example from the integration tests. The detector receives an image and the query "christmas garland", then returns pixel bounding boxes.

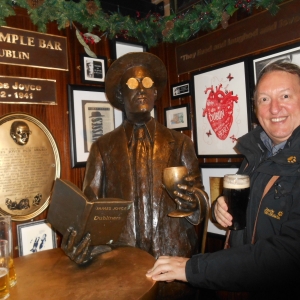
[0,0,285,48]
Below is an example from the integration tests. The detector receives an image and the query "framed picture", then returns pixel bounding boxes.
[110,38,147,59]
[80,54,107,84]
[200,163,240,235]
[192,59,251,157]
[68,85,123,168]
[17,219,57,256]
[171,80,191,99]
[164,104,190,131]
[252,42,300,84]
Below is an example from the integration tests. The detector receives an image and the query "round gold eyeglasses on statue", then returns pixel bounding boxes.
[126,77,154,89]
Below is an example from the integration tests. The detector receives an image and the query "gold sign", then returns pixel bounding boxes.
[0,76,56,105]
[176,0,300,74]
[0,113,61,221]
[0,26,68,71]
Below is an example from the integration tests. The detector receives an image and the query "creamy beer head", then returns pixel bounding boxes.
[223,174,250,189]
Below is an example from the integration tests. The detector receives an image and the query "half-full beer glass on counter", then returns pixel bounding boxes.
[0,216,16,288]
[223,174,250,230]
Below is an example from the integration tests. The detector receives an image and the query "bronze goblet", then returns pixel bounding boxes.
[163,166,193,217]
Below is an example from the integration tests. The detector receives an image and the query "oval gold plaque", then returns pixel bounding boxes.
[0,113,61,221]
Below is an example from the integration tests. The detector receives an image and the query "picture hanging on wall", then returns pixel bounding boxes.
[252,42,300,84]
[200,163,240,235]
[171,80,191,99]
[80,54,107,84]
[251,43,300,128]
[68,85,123,168]
[110,38,148,60]
[164,104,190,131]
[192,59,251,157]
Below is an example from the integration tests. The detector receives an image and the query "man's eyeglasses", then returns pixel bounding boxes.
[126,77,154,89]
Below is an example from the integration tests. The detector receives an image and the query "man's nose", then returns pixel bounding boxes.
[270,99,281,114]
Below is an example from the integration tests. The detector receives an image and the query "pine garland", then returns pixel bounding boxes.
[0,0,286,48]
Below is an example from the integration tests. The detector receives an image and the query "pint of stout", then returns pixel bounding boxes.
[223,174,250,230]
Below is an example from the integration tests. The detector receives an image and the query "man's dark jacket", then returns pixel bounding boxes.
[186,125,300,298]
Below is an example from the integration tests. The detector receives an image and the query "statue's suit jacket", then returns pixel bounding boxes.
[83,119,202,258]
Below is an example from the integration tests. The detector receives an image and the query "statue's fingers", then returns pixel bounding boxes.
[184,174,200,182]
[62,227,77,252]
[174,190,192,202]
[177,184,195,194]
[61,227,72,248]
[75,240,91,264]
[75,233,91,254]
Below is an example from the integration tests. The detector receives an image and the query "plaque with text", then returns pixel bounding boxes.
[0,76,56,105]
[0,26,68,71]
[0,113,61,221]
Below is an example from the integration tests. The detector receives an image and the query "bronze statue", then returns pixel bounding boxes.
[62,52,208,299]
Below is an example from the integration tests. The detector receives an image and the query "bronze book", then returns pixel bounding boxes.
[47,178,133,246]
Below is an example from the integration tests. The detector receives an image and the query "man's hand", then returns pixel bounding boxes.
[61,227,111,265]
[214,196,233,228]
[146,256,188,282]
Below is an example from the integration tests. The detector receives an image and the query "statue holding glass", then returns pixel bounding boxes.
[62,52,208,299]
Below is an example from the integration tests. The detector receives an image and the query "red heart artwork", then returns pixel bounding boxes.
[202,84,238,140]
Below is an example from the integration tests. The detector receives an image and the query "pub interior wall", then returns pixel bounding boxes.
[0,7,294,257]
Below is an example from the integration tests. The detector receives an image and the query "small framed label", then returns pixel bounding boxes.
[171,81,191,99]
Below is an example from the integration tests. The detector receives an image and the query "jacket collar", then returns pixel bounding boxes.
[123,117,156,145]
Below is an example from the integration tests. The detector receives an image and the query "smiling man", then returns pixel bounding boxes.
[147,62,300,299]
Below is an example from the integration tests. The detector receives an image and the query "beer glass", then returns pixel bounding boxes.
[223,174,250,230]
[0,240,9,300]
[163,166,194,217]
[0,216,16,287]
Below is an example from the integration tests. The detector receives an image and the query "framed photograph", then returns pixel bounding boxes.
[192,59,251,157]
[171,80,191,99]
[110,38,147,59]
[252,42,300,84]
[80,54,107,84]
[164,104,190,131]
[200,163,240,235]
[17,219,57,256]
[68,85,123,168]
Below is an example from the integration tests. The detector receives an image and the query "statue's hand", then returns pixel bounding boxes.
[61,227,111,265]
[173,183,198,212]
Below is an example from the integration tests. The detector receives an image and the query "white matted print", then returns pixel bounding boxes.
[193,60,250,157]
[252,43,300,83]
[201,165,239,235]
[17,219,57,256]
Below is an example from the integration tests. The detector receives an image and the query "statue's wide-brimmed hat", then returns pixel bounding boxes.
[105,52,167,111]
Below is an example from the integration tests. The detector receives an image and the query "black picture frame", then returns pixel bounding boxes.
[67,84,123,168]
[192,59,251,158]
[251,42,300,84]
[110,38,148,60]
[249,42,300,128]
[164,104,190,131]
[80,54,107,84]
[170,80,191,99]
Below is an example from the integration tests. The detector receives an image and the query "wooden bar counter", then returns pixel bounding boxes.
[9,246,157,300]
